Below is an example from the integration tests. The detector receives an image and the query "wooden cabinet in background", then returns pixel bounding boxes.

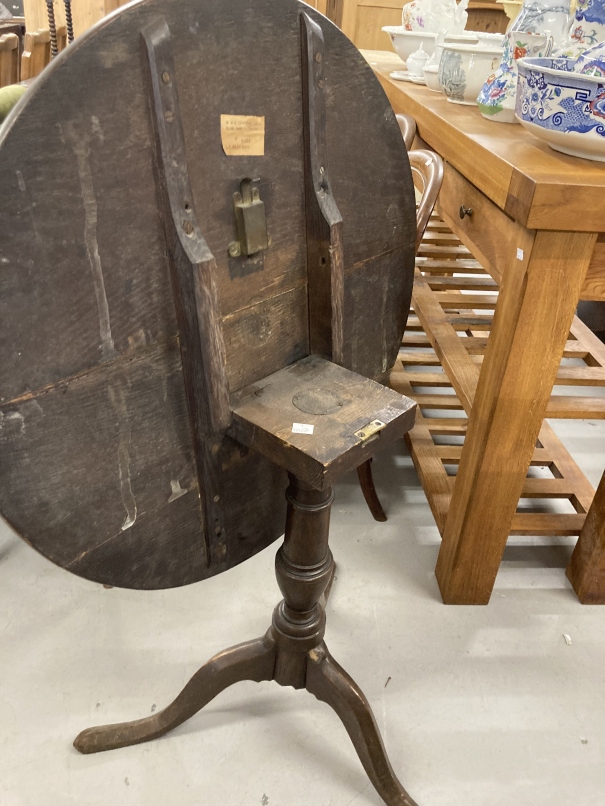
[304,0,330,12]
[327,0,507,49]
[335,0,404,50]
[467,1,509,33]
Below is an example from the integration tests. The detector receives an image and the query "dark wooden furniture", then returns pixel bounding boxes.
[567,470,605,603]
[0,3,419,802]
[76,356,418,806]
[367,49,605,604]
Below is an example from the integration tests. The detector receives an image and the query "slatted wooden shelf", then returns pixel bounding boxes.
[392,214,605,540]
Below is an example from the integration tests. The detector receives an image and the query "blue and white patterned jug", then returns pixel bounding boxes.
[510,0,572,47]
[556,0,605,57]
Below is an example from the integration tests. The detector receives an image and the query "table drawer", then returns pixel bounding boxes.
[436,161,533,283]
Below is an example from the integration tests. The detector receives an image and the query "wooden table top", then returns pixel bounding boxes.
[363,49,605,233]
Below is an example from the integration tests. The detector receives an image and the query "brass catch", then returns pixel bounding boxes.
[228,178,270,257]
[354,419,386,443]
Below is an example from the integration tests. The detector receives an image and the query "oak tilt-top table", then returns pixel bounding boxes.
[0,4,424,803]
[366,50,605,605]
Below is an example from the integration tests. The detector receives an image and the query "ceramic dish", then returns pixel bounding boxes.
[439,42,503,105]
[383,26,438,62]
[475,32,506,48]
[423,64,442,91]
[516,56,605,160]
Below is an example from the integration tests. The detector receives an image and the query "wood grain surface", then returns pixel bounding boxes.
[367,50,605,234]
[0,1,415,589]
[230,355,416,490]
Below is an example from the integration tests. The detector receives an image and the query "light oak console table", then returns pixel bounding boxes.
[365,50,605,605]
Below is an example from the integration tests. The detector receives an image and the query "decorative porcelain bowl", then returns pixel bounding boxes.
[383,26,438,63]
[475,32,506,48]
[439,43,504,104]
[423,64,442,91]
[516,56,605,160]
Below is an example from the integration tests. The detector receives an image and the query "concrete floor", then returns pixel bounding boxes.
[1,415,605,806]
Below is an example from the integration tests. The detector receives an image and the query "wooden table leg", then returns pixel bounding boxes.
[435,230,597,605]
[567,471,605,603]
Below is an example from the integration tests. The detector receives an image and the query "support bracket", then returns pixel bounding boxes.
[301,11,345,366]
[142,18,230,568]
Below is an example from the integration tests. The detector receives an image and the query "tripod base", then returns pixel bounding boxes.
[75,474,418,806]
[75,631,417,806]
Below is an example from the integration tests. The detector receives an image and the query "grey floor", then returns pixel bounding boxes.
[2,415,605,806]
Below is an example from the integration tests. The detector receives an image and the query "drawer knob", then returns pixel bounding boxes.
[459,205,473,219]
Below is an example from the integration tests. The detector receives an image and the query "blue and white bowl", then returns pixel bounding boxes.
[516,56,605,160]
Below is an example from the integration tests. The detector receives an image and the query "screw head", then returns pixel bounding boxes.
[229,242,241,258]
[315,52,322,63]
[161,71,170,84]
[182,220,194,235]
[164,109,174,123]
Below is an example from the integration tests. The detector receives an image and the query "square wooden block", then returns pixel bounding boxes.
[229,355,416,489]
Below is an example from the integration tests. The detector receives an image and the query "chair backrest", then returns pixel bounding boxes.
[20,28,50,79]
[396,113,444,254]
[0,32,19,87]
[396,112,416,151]
[408,149,444,253]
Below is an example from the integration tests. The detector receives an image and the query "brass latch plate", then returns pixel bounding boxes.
[354,419,386,443]
[229,178,270,258]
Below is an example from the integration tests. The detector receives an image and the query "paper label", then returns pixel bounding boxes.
[221,115,265,156]
[292,423,314,435]
[517,248,524,260]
